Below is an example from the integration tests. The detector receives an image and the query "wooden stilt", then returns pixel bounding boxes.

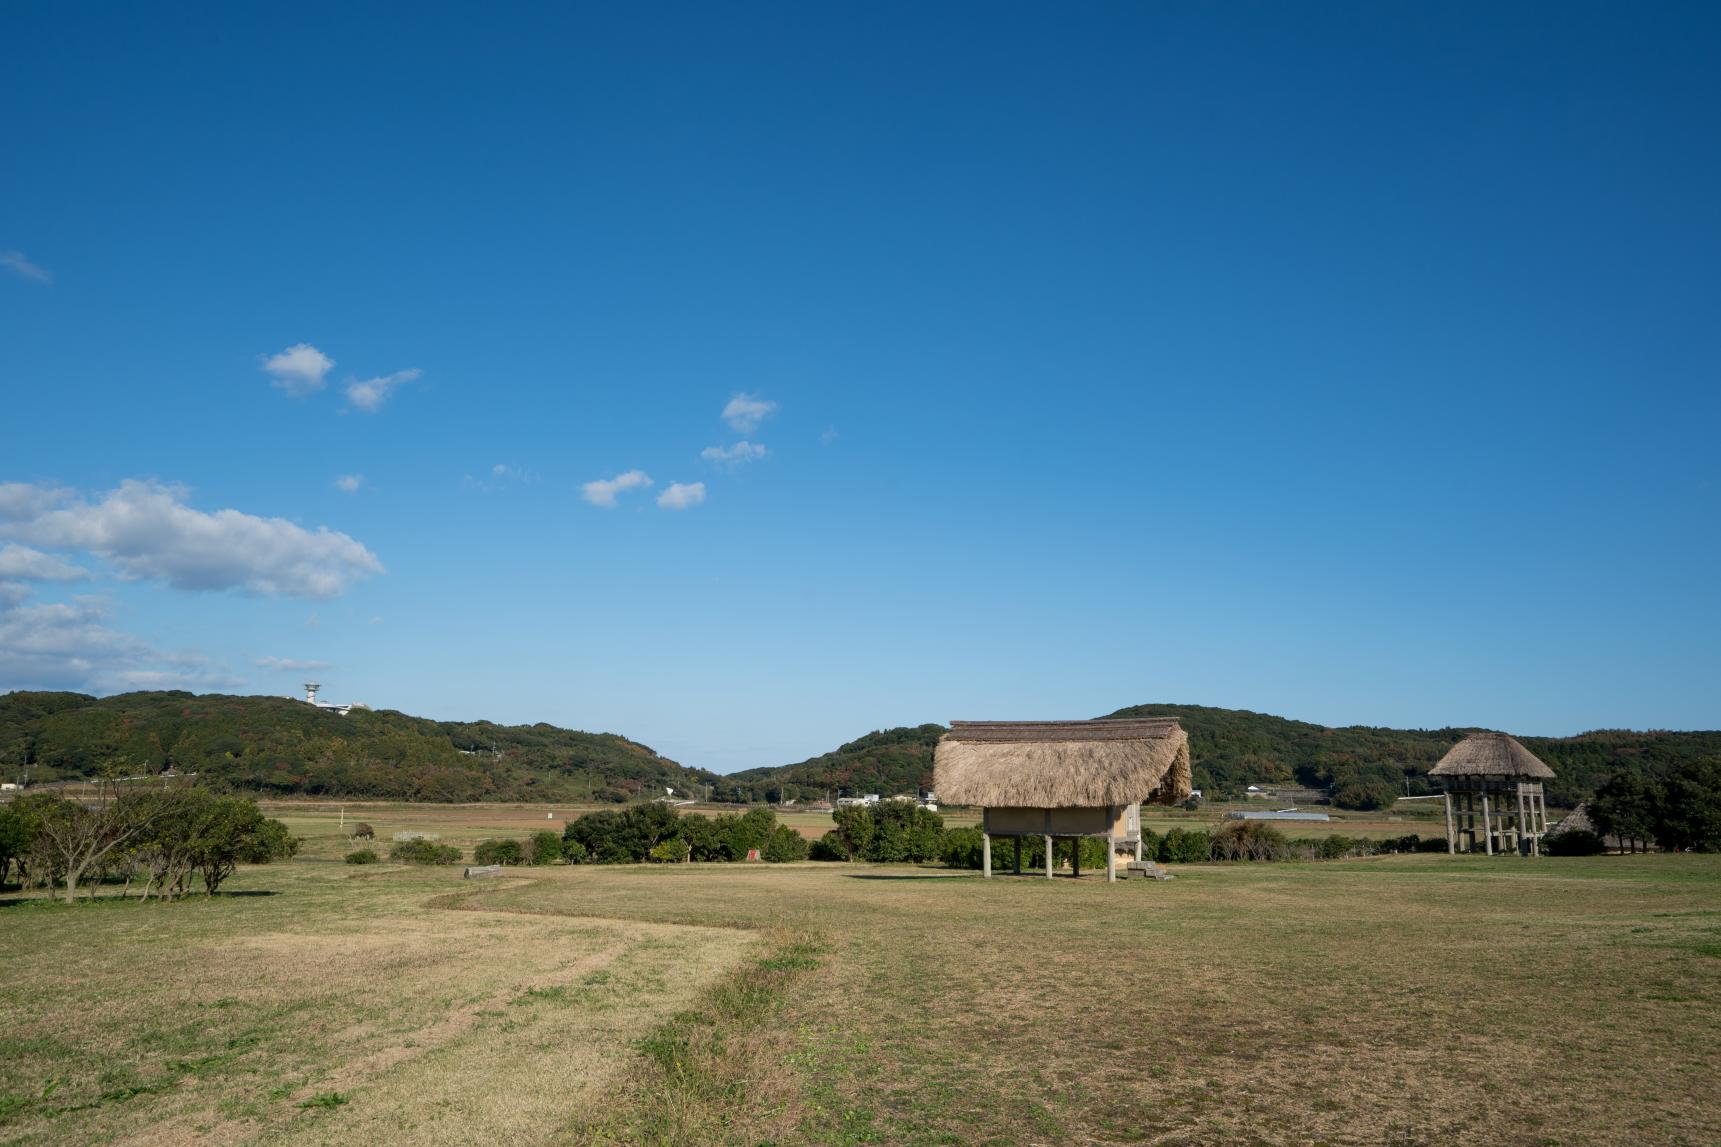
[1482,792,1493,855]
[1107,835,1117,883]
[1071,839,1080,879]
[982,831,992,879]
[1014,836,1021,875]
[1045,834,1053,879]
[1443,790,1456,855]
[1134,837,1143,863]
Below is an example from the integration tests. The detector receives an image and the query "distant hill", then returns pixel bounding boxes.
[0,690,719,803]
[6,691,1714,808]
[717,703,1721,808]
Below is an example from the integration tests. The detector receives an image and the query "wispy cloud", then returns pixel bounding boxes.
[722,393,778,434]
[657,481,706,510]
[0,543,90,581]
[699,441,767,469]
[821,426,839,445]
[255,655,331,672]
[0,479,383,598]
[333,474,365,494]
[581,470,653,508]
[1,250,51,284]
[345,368,420,413]
[261,343,335,397]
[0,584,241,693]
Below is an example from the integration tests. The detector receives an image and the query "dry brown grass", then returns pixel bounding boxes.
[5,821,1718,1147]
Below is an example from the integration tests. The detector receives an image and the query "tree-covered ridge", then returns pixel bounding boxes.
[724,705,1721,807]
[719,724,945,802]
[0,691,719,803]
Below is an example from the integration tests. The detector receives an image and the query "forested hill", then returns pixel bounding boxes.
[0,690,719,803]
[719,703,1721,808]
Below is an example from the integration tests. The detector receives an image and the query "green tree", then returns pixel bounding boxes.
[830,806,875,860]
[1590,772,1661,852]
[1654,760,1721,852]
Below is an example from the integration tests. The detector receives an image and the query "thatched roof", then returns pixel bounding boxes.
[1428,732,1555,779]
[933,719,1192,808]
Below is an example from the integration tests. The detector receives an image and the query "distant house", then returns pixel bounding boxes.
[835,795,881,808]
[0,782,18,792]
[1224,809,1330,822]
[1245,785,1269,799]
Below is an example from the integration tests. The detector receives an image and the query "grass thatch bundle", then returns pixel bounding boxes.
[933,719,1192,808]
[1428,732,1555,778]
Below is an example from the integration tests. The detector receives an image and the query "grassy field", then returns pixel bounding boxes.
[4,815,1717,1146]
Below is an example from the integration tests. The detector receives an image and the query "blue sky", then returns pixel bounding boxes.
[2,2,1717,771]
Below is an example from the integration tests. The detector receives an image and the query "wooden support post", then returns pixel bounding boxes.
[1517,786,1528,856]
[1443,790,1456,855]
[1482,792,1493,855]
[1108,835,1117,883]
[982,831,992,879]
[1134,837,1143,863]
[1072,839,1080,879]
[1045,834,1053,880]
[1014,836,1022,875]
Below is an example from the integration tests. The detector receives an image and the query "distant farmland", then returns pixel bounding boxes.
[2,806,1718,1145]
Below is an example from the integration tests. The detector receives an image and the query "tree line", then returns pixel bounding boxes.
[0,787,298,901]
[1574,759,1721,853]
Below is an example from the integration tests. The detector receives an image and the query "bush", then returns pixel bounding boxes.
[349,822,375,841]
[648,838,691,863]
[762,824,810,862]
[473,838,524,866]
[563,803,686,864]
[526,830,563,865]
[1544,829,1606,856]
[1212,821,1290,861]
[344,848,379,865]
[1416,835,1450,853]
[1159,827,1212,864]
[809,830,847,861]
[940,826,985,869]
[391,839,461,865]
[560,837,589,864]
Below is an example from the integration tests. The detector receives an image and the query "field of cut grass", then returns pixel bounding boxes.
[4,818,1717,1146]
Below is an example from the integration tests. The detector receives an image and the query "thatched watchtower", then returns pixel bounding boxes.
[933,718,1192,882]
[1431,733,1554,856]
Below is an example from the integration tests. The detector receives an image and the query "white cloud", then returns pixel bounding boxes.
[700,441,767,469]
[333,474,365,493]
[0,479,383,598]
[722,393,778,434]
[581,470,652,508]
[345,367,420,413]
[821,426,839,445]
[0,543,90,581]
[1,250,51,284]
[255,655,331,672]
[261,343,335,397]
[657,482,706,510]
[0,585,242,693]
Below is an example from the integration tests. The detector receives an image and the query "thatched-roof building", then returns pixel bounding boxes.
[1430,732,1554,856]
[934,718,1191,882]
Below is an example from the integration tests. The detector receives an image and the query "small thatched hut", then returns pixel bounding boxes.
[1430,732,1555,856]
[933,718,1192,882]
